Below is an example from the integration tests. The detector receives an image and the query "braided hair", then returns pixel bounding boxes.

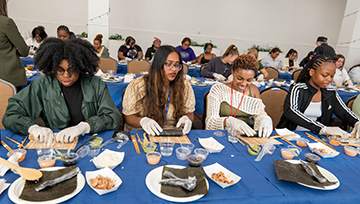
[34,37,99,78]
[57,25,70,34]
[296,55,334,83]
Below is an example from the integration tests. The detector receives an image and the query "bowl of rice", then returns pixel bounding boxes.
[93,149,125,169]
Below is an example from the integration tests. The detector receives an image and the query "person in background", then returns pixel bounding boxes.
[0,0,28,92]
[176,37,197,64]
[205,54,272,137]
[200,44,239,81]
[277,55,360,139]
[280,48,300,71]
[145,37,161,61]
[93,34,109,58]
[57,25,72,41]
[26,26,47,55]
[197,43,216,65]
[349,63,360,85]
[299,51,314,68]
[247,48,268,80]
[314,36,335,58]
[333,54,353,87]
[351,95,360,119]
[260,48,281,69]
[118,36,143,61]
[123,45,195,135]
[2,38,121,143]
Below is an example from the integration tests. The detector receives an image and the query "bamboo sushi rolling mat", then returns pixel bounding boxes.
[149,135,191,144]
[236,135,282,146]
[25,133,78,150]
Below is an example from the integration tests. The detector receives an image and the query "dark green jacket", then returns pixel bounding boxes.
[2,75,121,135]
[0,16,28,86]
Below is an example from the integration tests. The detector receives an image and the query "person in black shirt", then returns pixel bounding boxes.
[314,36,335,58]
[118,36,143,60]
[145,38,161,61]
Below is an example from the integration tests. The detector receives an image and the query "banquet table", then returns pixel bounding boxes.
[116,64,201,78]
[1,129,360,204]
[20,57,34,67]
[278,72,292,80]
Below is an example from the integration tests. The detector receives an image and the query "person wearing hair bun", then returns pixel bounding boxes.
[2,38,121,143]
[314,36,335,58]
[205,54,273,137]
[196,43,216,65]
[118,36,143,61]
[26,26,47,55]
[260,47,281,69]
[93,34,109,58]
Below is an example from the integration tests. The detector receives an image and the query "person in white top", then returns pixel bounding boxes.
[260,47,281,69]
[205,54,273,137]
[281,48,300,71]
[333,54,353,86]
[26,26,47,55]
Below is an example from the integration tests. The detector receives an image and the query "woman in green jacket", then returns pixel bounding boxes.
[2,38,121,143]
[0,0,29,92]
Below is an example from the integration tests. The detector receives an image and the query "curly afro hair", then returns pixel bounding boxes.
[34,37,99,78]
[232,54,259,74]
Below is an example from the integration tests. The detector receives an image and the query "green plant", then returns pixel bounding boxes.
[80,32,88,38]
[109,33,122,40]
[190,39,217,48]
[249,44,282,53]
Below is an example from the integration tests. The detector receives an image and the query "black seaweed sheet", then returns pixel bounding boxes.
[274,160,337,188]
[160,166,208,197]
[159,128,183,136]
[19,165,78,201]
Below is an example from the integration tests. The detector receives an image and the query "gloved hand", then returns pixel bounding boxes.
[345,80,354,87]
[227,74,233,82]
[258,117,273,137]
[125,57,132,62]
[56,122,90,143]
[257,74,264,82]
[176,115,192,134]
[226,117,256,137]
[28,124,54,143]
[351,121,360,139]
[319,126,350,139]
[140,117,163,136]
[213,73,226,81]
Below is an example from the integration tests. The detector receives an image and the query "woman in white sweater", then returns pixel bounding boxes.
[205,54,273,137]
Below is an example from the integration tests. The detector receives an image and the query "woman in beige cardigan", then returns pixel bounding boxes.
[0,0,28,92]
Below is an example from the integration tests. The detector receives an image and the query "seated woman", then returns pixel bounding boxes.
[145,37,161,61]
[247,48,268,80]
[197,43,216,65]
[260,48,281,69]
[205,54,273,137]
[2,38,121,143]
[280,48,300,71]
[123,45,195,135]
[200,44,239,81]
[93,34,109,58]
[26,26,47,55]
[57,25,72,41]
[277,55,360,139]
[176,37,197,64]
[349,63,360,85]
[333,54,353,86]
[118,36,143,61]
[299,51,314,68]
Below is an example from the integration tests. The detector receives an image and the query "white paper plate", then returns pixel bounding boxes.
[308,142,340,158]
[93,149,125,169]
[85,167,122,195]
[8,167,85,204]
[286,160,340,190]
[198,137,225,153]
[145,165,208,203]
[203,163,241,188]
[102,77,123,83]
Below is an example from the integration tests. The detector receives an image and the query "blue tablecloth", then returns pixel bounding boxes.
[278,72,292,80]
[116,64,201,78]
[1,129,360,203]
[20,58,34,67]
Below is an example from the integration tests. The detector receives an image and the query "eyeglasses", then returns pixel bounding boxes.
[56,68,79,77]
[164,62,183,71]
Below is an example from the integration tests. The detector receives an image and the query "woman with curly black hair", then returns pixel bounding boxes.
[205,54,273,137]
[2,38,121,143]
[123,45,195,135]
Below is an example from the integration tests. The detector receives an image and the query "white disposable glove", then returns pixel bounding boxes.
[227,74,233,82]
[257,74,264,82]
[125,57,132,62]
[28,124,54,143]
[257,116,273,137]
[351,121,360,139]
[213,73,226,81]
[226,117,256,137]
[140,117,163,136]
[319,126,350,139]
[176,115,192,134]
[345,80,354,87]
[56,122,90,143]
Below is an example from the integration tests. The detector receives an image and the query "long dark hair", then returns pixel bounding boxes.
[140,45,185,126]
[32,26,47,41]
[0,0,7,16]
[296,55,334,83]
[333,54,345,70]
[285,48,297,58]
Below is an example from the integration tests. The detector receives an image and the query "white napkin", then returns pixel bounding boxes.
[95,69,105,76]
[123,74,134,83]
[0,179,10,195]
[275,128,300,141]
[0,154,21,176]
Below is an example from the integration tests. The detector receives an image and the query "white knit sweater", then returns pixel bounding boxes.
[205,82,270,130]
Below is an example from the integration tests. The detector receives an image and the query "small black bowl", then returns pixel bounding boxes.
[61,153,79,166]
[188,155,203,167]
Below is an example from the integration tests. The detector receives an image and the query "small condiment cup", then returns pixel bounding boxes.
[34,141,56,156]
[305,153,321,164]
[90,137,103,148]
[7,149,27,162]
[281,148,295,160]
[296,138,309,147]
[38,155,56,168]
[344,146,358,157]
[176,147,191,160]
[188,154,203,167]
[247,145,261,156]
[180,143,195,153]
[287,145,302,156]
[61,153,79,166]
[194,148,209,161]
[142,141,157,153]
[146,151,161,165]
[329,136,341,146]
[159,138,175,156]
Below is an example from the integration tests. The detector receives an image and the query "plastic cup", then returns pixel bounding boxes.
[180,143,195,153]
[38,155,56,168]
[7,149,27,162]
[159,138,175,156]
[34,141,56,157]
[176,147,191,160]
[188,155,203,167]
[61,153,79,166]
[281,148,294,160]
[146,151,161,165]
[329,136,340,146]
[226,127,238,143]
[194,148,209,161]
[296,138,309,147]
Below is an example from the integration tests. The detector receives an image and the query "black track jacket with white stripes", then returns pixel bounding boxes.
[277,79,359,133]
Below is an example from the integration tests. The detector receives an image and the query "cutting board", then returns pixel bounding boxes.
[149,135,191,144]
[236,135,282,146]
[25,133,78,150]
